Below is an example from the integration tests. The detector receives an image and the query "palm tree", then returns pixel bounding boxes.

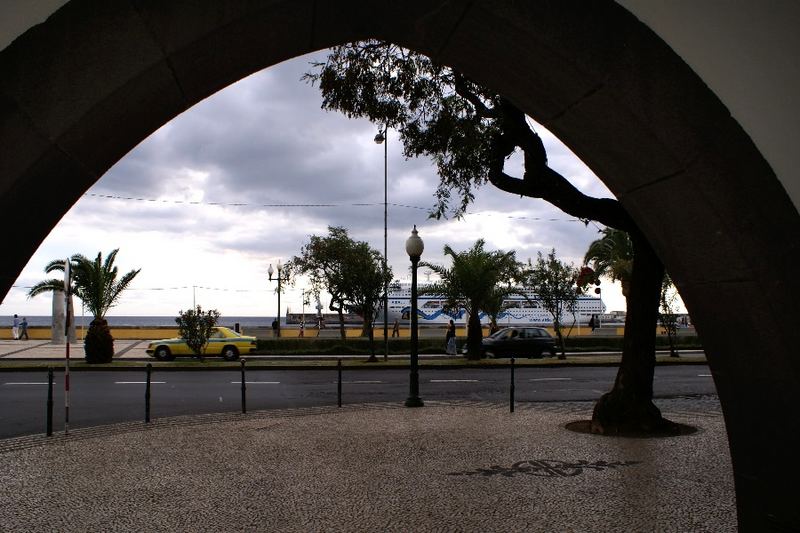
[583,228,634,299]
[72,250,140,363]
[421,240,519,359]
[30,250,140,363]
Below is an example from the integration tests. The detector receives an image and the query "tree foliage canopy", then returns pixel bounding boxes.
[524,249,581,358]
[28,249,140,319]
[306,40,632,229]
[285,226,392,336]
[175,305,220,357]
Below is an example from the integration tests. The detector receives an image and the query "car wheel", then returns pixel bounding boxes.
[530,349,543,359]
[221,345,239,361]
[154,346,173,361]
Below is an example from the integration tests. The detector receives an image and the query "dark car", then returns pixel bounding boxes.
[480,327,557,358]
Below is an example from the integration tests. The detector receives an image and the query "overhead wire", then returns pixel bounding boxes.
[82,193,590,224]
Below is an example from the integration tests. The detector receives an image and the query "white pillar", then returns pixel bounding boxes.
[50,290,77,343]
[51,289,65,343]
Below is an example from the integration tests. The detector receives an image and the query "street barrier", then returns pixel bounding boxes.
[337,359,342,408]
[240,359,247,414]
[46,367,53,436]
[510,357,515,413]
[145,363,152,423]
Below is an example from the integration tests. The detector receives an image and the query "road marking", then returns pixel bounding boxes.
[230,381,281,384]
[337,380,385,384]
[430,379,479,383]
[4,382,51,385]
[697,374,713,377]
[529,377,572,382]
[115,381,166,384]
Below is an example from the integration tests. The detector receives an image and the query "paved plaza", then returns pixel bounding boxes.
[0,339,150,360]
[0,398,734,532]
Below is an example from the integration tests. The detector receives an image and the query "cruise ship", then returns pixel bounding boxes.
[386,281,606,326]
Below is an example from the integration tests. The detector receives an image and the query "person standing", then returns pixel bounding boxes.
[19,317,29,340]
[392,319,400,338]
[445,319,457,355]
[12,314,19,340]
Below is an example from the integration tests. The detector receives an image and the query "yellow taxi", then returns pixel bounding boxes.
[146,326,257,361]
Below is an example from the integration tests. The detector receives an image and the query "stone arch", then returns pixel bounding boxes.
[0,1,797,529]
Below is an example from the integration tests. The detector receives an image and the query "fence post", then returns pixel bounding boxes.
[337,358,342,408]
[145,363,152,423]
[46,367,54,437]
[510,357,515,413]
[241,358,247,414]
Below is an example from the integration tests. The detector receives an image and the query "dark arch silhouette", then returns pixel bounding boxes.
[0,2,797,529]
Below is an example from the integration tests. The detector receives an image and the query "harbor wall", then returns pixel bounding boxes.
[1,325,695,341]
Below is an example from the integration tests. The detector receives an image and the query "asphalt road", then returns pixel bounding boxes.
[0,365,716,439]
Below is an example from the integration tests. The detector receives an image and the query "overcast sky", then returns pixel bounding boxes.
[0,50,628,320]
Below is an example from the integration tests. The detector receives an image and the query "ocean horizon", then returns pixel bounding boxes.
[2,315,280,328]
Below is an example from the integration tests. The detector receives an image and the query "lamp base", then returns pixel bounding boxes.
[404,396,424,408]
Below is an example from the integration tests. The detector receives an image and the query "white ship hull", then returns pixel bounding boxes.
[385,282,606,326]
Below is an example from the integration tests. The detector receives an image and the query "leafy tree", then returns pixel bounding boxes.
[659,275,680,358]
[420,239,519,359]
[285,227,391,350]
[29,249,140,363]
[175,306,220,359]
[525,250,580,359]
[307,41,670,433]
[343,242,393,361]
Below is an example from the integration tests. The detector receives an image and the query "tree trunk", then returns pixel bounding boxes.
[554,321,567,360]
[591,232,669,433]
[365,314,377,362]
[336,308,346,340]
[465,312,483,359]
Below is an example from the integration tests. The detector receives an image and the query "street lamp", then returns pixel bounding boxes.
[268,261,289,338]
[374,127,389,361]
[404,225,424,408]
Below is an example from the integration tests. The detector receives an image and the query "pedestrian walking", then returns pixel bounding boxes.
[19,317,29,340]
[445,319,457,355]
[271,319,279,338]
[392,319,400,338]
[12,314,19,340]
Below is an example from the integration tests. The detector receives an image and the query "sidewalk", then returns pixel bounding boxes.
[0,339,150,360]
[0,339,706,365]
[0,398,734,531]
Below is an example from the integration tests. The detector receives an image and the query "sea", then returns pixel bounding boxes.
[2,316,281,328]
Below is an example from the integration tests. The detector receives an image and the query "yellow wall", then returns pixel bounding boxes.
[1,325,656,341]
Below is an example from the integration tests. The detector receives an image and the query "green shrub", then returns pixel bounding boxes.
[253,335,701,355]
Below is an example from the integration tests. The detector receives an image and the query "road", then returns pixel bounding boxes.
[0,365,717,439]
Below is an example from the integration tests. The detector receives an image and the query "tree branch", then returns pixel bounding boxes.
[487,99,635,231]
[453,73,499,119]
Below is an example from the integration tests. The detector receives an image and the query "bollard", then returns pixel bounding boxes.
[145,363,152,423]
[510,357,515,413]
[337,359,342,408]
[46,367,54,437]
[241,358,247,414]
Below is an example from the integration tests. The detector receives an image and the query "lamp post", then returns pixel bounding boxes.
[404,225,424,408]
[268,261,288,338]
[374,127,389,361]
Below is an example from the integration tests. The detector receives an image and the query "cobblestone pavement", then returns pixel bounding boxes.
[0,398,735,532]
